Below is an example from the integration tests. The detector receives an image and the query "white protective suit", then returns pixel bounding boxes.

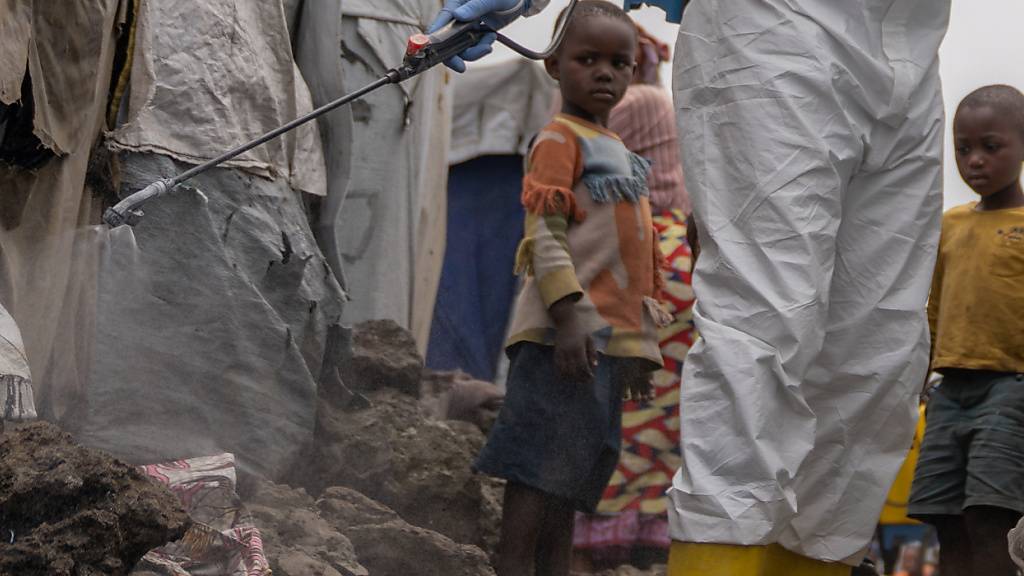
[669,0,950,563]
[528,0,951,564]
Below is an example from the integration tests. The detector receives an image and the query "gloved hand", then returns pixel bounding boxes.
[428,0,530,72]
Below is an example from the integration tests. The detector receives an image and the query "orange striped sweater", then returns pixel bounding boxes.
[506,114,668,368]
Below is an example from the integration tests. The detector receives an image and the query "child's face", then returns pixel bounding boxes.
[954,105,1024,197]
[545,17,637,122]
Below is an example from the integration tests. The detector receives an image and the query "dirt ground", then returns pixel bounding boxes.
[0,422,190,576]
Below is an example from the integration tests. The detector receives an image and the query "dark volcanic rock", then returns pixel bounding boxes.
[317,487,495,576]
[299,388,504,554]
[341,320,423,397]
[0,422,190,576]
[246,480,367,576]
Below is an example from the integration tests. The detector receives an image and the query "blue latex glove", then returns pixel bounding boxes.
[428,0,530,72]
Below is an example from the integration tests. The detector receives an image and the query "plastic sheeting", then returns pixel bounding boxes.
[295,0,451,351]
[73,152,345,480]
[0,0,123,424]
[325,1,450,350]
[1,0,452,481]
[108,0,326,197]
[0,0,346,482]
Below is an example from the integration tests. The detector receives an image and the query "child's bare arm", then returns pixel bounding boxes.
[686,212,700,274]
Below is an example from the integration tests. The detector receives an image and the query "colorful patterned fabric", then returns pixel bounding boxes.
[575,210,696,554]
[132,454,271,576]
[506,114,667,368]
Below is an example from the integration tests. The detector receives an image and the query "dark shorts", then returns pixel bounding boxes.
[474,343,625,512]
[908,370,1024,519]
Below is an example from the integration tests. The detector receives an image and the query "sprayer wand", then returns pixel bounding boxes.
[103,0,579,228]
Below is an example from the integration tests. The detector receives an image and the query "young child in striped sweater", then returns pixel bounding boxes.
[472,2,668,575]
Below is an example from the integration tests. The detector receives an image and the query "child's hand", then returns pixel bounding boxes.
[550,297,598,383]
[623,369,654,403]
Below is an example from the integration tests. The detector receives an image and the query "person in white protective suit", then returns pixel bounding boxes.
[431,0,952,573]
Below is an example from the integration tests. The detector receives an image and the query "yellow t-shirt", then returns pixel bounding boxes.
[929,203,1024,373]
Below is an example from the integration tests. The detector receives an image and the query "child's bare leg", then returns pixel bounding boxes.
[928,515,971,576]
[496,482,547,576]
[534,496,575,576]
[965,506,1022,575]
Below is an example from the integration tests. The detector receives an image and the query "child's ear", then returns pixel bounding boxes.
[544,55,560,81]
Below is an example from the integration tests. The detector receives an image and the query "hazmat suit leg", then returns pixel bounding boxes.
[667,0,949,568]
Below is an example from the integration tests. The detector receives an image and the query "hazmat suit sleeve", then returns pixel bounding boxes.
[516,123,585,308]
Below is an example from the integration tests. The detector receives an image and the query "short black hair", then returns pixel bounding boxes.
[957,84,1024,140]
[553,0,636,43]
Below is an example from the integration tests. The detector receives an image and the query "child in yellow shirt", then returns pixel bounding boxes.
[908,84,1024,576]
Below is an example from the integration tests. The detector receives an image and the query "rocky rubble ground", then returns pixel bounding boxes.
[0,423,190,576]
[0,320,667,575]
[259,319,505,575]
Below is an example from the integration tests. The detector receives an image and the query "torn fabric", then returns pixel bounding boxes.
[0,0,31,105]
[108,0,326,196]
[0,301,34,421]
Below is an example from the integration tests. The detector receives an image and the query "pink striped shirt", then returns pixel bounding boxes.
[608,85,690,214]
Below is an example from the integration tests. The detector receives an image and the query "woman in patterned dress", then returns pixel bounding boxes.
[572,24,696,571]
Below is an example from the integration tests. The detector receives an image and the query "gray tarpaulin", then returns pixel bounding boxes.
[76,152,345,480]
[108,0,326,197]
[448,59,556,165]
[73,0,347,479]
[0,0,123,423]
[1,0,346,480]
[295,0,450,351]
[1,0,449,477]
[0,1,31,105]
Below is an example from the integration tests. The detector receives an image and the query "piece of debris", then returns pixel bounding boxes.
[246,480,367,576]
[0,422,190,576]
[421,369,504,433]
[341,319,423,397]
[317,487,495,576]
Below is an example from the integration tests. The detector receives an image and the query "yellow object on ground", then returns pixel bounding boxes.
[668,542,850,576]
[880,405,927,525]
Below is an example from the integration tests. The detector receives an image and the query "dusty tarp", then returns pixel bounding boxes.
[108,0,326,197]
[448,59,556,165]
[0,301,34,421]
[294,0,450,352]
[0,1,31,106]
[71,151,346,480]
[0,0,345,480]
[0,0,122,422]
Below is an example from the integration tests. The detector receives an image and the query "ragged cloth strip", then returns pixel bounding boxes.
[574,211,695,559]
[132,453,270,576]
[0,302,35,421]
